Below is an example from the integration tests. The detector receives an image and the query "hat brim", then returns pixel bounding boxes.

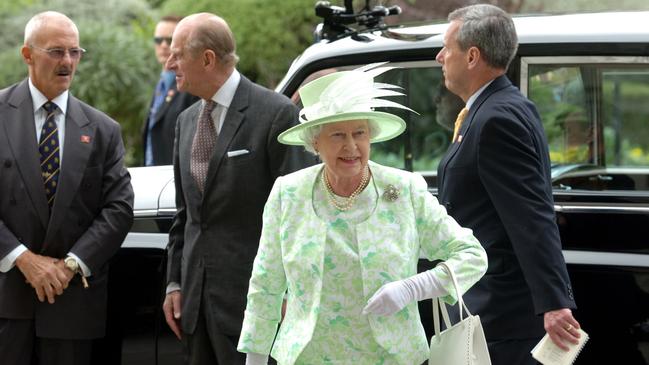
[278,111,406,146]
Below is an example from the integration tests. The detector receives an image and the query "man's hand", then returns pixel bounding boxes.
[544,308,581,351]
[55,260,75,288]
[163,290,183,340]
[15,250,69,304]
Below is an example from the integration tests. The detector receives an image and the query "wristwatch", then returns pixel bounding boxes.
[64,257,89,288]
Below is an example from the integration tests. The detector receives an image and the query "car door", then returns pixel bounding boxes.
[522,56,649,364]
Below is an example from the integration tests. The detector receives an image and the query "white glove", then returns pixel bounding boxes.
[363,270,446,316]
[245,352,268,365]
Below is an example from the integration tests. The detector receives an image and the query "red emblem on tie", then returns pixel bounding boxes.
[80,135,91,143]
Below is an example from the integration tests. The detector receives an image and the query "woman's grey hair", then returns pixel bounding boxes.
[186,16,239,66]
[299,120,381,155]
[448,4,518,70]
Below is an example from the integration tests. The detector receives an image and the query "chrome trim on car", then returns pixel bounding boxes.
[554,205,649,214]
[520,56,649,97]
[563,250,649,268]
[121,232,168,250]
[158,208,177,216]
[134,209,159,218]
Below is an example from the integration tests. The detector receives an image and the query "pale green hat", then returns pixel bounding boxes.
[278,63,414,146]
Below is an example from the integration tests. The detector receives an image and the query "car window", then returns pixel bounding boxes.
[294,62,460,188]
[522,57,649,192]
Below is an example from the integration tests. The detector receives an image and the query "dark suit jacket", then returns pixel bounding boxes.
[142,79,198,166]
[0,79,134,339]
[166,75,314,336]
[437,75,576,340]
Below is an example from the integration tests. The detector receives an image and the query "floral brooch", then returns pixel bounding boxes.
[382,184,399,202]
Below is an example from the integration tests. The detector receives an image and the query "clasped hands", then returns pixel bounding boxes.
[15,250,74,304]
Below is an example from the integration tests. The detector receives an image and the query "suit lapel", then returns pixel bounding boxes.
[439,76,512,188]
[44,96,93,245]
[179,105,202,202]
[153,81,178,127]
[201,77,250,202]
[4,80,49,229]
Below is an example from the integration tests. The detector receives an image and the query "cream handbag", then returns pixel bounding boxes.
[429,262,491,365]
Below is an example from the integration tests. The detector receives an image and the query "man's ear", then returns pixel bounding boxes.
[203,49,217,68]
[467,46,481,69]
[21,45,33,65]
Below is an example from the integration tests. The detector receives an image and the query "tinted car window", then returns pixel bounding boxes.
[523,57,649,192]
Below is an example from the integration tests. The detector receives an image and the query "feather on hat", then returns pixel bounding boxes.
[278,63,415,145]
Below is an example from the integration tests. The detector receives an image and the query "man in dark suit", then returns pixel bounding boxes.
[435,5,581,364]
[0,11,133,365]
[161,13,313,364]
[143,15,198,166]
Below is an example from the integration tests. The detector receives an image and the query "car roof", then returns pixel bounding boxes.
[277,11,649,92]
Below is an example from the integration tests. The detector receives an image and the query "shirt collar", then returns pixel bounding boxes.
[28,78,69,115]
[466,78,494,111]
[209,69,240,108]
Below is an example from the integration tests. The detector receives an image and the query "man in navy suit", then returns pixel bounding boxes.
[436,4,581,364]
[143,15,198,166]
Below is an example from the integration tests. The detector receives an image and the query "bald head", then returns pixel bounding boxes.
[176,13,239,67]
[24,11,78,46]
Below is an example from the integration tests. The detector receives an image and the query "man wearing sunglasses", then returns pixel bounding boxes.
[143,15,198,166]
[0,11,133,365]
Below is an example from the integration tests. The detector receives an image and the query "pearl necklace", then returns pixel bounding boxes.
[322,166,370,211]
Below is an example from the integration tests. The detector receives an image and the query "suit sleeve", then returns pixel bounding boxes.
[266,101,316,179]
[411,173,487,305]
[166,114,186,284]
[71,121,134,271]
[477,110,576,314]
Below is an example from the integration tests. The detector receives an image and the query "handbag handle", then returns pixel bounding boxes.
[432,262,473,336]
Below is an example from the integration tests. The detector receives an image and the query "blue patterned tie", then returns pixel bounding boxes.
[39,102,60,210]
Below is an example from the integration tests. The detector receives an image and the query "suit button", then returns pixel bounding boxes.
[4,159,11,168]
[567,286,574,300]
[9,198,16,205]
[17,237,23,242]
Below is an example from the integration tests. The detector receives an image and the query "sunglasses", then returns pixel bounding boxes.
[30,45,86,60]
[154,36,172,45]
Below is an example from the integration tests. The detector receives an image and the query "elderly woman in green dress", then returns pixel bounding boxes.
[237,64,487,365]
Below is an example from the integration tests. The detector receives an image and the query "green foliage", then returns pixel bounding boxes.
[0,0,160,166]
[73,21,159,166]
[161,0,318,87]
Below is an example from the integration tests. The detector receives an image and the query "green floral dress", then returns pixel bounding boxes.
[296,171,398,364]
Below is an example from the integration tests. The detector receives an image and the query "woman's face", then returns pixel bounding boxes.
[314,119,371,181]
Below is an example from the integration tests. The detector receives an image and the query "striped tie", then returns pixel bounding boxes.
[39,102,60,210]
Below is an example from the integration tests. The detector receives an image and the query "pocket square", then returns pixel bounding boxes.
[227,149,250,158]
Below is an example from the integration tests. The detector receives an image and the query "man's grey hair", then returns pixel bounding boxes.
[186,16,239,66]
[24,11,78,45]
[448,4,518,70]
[299,120,381,155]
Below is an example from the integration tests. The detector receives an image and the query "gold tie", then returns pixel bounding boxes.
[452,107,469,143]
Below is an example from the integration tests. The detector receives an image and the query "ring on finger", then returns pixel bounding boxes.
[565,324,573,331]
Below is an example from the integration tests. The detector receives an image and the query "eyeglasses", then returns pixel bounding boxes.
[153,37,172,45]
[30,45,86,60]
